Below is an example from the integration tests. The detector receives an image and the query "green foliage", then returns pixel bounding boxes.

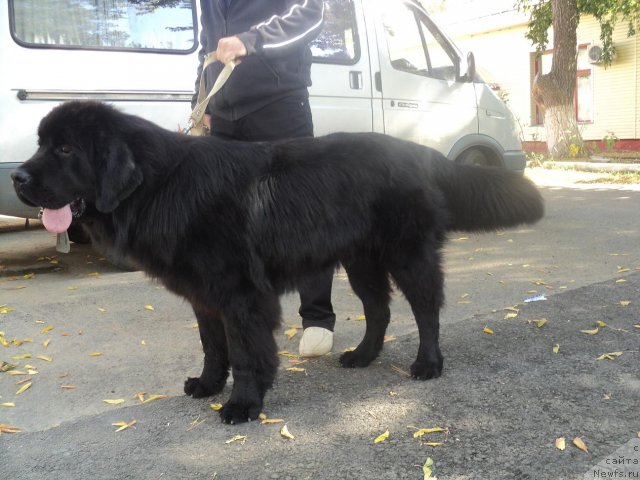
[516,0,639,65]
[602,131,618,151]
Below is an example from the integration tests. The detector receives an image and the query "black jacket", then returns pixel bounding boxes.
[194,0,324,121]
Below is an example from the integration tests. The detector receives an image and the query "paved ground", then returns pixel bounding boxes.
[1,168,639,479]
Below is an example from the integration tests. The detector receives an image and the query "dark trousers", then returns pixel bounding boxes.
[210,96,336,331]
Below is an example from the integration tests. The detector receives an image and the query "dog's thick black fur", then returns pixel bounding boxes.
[12,101,544,423]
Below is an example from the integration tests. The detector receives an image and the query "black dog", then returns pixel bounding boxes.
[12,101,543,423]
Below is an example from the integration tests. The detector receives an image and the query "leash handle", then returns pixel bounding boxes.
[186,51,235,134]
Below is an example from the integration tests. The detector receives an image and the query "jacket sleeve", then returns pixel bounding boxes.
[236,0,325,58]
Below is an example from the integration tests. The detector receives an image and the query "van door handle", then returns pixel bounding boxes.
[349,71,363,90]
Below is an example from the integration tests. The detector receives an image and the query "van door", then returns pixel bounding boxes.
[369,0,478,156]
[309,0,382,136]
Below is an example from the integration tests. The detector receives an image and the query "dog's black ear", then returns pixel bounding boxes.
[96,138,143,213]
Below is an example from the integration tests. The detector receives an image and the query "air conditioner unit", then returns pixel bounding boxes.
[588,43,616,64]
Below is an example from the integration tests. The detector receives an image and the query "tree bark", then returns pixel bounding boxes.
[532,0,584,159]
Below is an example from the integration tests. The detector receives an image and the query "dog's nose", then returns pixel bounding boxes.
[11,168,32,186]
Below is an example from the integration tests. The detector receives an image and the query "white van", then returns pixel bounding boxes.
[0,0,525,222]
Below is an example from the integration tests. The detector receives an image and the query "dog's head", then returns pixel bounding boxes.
[11,101,143,232]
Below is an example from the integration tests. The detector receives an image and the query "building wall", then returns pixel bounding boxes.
[442,13,640,149]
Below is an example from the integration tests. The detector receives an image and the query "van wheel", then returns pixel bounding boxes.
[457,149,492,167]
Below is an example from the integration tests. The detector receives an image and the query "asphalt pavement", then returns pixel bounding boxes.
[1,169,639,480]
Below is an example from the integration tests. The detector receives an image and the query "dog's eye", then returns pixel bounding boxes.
[57,145,73,156]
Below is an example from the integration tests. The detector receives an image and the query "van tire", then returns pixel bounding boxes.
[457,148,492,167]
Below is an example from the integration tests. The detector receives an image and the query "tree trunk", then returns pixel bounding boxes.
[532,0,585,159]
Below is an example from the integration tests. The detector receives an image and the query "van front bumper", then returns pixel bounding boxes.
[503,150,526,174]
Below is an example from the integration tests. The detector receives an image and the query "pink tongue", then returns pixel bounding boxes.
[42,205,72,233]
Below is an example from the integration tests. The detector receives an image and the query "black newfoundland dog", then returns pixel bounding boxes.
[12,101,543,423]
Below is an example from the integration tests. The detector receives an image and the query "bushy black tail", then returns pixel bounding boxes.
[431,159,544,232]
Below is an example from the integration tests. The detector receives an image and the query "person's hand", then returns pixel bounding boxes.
[203,114,211,131]
[216,36,247,64]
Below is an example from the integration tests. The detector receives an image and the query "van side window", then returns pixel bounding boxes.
[10,0,196,53]
[311,0,360,65]
[382,4,457,81]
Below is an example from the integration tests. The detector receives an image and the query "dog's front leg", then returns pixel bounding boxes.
[218,292,281,424]
[184,303,230,398]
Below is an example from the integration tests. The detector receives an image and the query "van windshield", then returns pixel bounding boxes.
[10,0,196,53]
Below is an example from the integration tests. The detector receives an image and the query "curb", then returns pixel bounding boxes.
[547,160,640,173]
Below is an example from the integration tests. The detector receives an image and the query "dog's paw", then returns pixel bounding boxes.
[410,357,443,380]
[339,349,376,368]
[219,400,263,424]
[184,376,225,398]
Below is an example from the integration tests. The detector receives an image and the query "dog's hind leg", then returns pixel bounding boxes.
[339,257,392,368]
[388,247,444,380]
[184,303,230,398]
[218,291,281,424]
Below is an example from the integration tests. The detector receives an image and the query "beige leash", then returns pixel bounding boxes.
[184,51,235,135]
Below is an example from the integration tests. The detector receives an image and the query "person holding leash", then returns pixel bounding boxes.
[193,0,335,357]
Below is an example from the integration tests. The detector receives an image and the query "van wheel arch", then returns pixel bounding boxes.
[455,147,502,167]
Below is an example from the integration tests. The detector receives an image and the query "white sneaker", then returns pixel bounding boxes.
[299,327,334,357]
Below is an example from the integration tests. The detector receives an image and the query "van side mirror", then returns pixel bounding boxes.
[465,52,476,83]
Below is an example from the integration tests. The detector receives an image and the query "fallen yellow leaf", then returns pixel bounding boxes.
[530,319,547,328]
[286,367,306,373]
[36,355,53,363]
[504,313,518,320]
[0,424,22,433]
[144,305,155,311]
[43,339,51,348]
[355,314,366,321]
[423,457,434,479]
[103,399,125,405]
[141,394,170,404]
[16,382,32,395]
[0,403,16,407]
[277,351,300,359]
[596,352,623,361]
[261,418,285,425]
[424,442,443,447]
[620,301,631,307]
[112,420,137,433]
[11,353,32,360]
[483,326,494,335]
[553,344,560,354]
[581,328,599,335]
[280,424,295,440]
[0,306,16,314]
[596,321,607,328]
[374,430,389,443]
[413,427,447,438]
[573,437,588,453]
[225,434,247,444]
[555,437,566,451]
[210,403,223,411]
[88,352,103,357]
[40,325,53,334]
[60,385,77,389]
[284,328,298,340]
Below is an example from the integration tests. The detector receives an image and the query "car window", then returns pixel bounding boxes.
[10,0,197,53]
[311,0,360,65]
[382,2,457,81]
